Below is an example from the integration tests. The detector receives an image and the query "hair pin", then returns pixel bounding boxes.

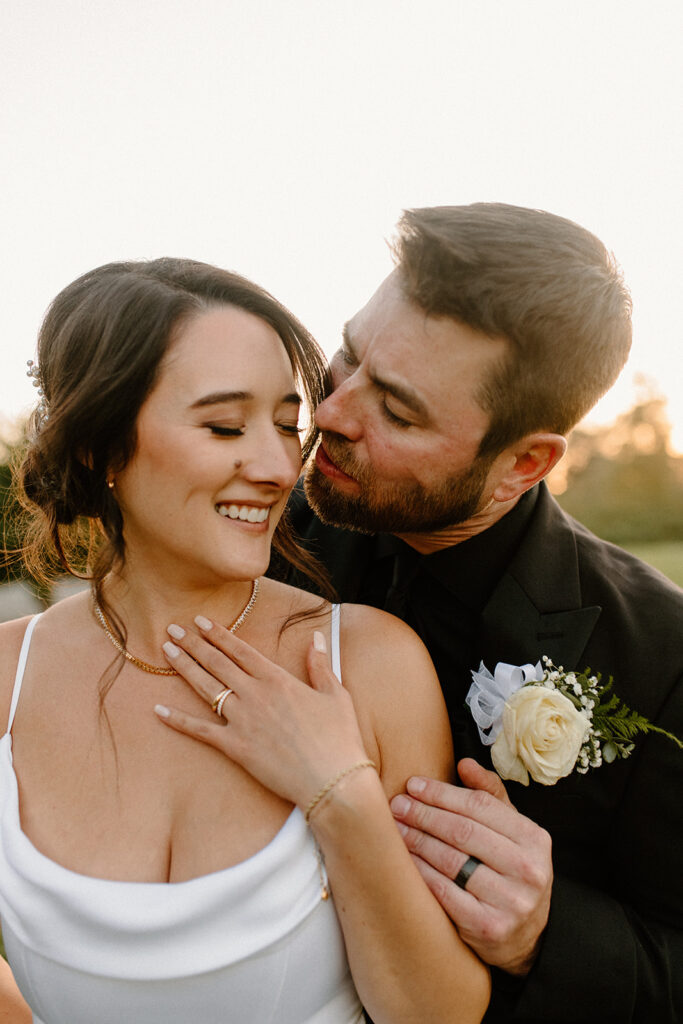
[26,359,48,420]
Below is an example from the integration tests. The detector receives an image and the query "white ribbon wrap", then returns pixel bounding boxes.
[466,660,544,745]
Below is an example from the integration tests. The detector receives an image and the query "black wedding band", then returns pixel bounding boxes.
[454,856,482,890]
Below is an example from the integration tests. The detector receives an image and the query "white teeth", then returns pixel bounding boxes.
[216,504,269,523]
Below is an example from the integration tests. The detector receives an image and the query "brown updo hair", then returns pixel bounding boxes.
[18,258,331,615]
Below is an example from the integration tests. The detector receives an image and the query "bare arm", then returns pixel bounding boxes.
[0,621,35,1019]
[0,954,32,1023]
[0,622,35,1022]
[155,607,490,1024]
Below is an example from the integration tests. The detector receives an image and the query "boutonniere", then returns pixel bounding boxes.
[466,657,682,786]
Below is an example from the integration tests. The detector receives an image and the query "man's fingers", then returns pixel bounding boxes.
[402,776,526,841]
[392,794,516,875]
[395,819,509,903]
[393,773,554,974]
[392,782,552,889]
[457,757,512,805]
[408,853,541,970]
[407,853,490,932]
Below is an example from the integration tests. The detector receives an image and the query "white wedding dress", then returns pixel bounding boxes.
[0,606,363,1023]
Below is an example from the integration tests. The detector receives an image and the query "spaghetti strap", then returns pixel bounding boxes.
[330,604,342,682]
[7,613,43,733]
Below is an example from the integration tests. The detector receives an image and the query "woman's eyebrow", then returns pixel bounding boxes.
[190,390,301,409]
[191,390,253,408]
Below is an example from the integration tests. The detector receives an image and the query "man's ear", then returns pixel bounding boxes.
[491,433,567,503]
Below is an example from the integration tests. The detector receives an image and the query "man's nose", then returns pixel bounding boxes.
[315,376,363,441]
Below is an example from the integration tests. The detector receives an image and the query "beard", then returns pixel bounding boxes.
[305,435,494,535]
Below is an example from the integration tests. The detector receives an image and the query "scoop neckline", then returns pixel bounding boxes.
[0,732,301,889]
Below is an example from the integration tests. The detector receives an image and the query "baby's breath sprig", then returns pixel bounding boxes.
[539,657,682,773]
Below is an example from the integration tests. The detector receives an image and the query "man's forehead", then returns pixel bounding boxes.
[343,272,508,422]
[344,271,460,370]
[346,270,406,337]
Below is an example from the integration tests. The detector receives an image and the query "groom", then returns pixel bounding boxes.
[279,204,683,1022]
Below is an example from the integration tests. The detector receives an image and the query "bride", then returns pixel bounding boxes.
[0,258,490,1023]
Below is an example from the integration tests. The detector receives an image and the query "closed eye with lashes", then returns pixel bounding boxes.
[208,423,302,437]
[381,403,412,428]
[208,425,244,437]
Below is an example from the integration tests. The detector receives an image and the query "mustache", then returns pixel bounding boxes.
[319,433,366,481]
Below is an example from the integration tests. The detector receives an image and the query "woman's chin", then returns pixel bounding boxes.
[210,552,270,586]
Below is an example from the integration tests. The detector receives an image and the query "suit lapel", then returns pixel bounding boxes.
[480,574,601,667]
[479,485,602,670]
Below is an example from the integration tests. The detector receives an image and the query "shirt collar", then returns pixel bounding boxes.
[373,486,540,610]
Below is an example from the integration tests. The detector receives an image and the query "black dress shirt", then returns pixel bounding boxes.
[336,488,539,754]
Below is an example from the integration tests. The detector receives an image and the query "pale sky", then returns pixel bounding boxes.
[2,0,682,449]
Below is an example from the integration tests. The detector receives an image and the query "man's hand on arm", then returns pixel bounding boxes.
[390,757,553,976]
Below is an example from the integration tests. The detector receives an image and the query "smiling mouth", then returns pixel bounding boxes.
[215,504,270,523]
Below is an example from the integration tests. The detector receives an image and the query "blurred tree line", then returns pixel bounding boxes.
[549,389,683,544]
[0,427,24,585]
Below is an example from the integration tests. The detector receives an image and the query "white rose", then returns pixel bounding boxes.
[491,685,589,786]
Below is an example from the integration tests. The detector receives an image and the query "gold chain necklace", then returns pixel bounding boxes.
[93,578,260,676]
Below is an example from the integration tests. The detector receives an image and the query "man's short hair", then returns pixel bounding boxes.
[393,203,632,456]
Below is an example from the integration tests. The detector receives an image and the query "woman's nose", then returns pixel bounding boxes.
[239,430,301,488]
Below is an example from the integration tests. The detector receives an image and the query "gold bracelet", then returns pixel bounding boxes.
[304,759,377,823]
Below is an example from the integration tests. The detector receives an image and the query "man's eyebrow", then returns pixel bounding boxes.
[372,373,428,418]
[342,323,428,419]
[190,390,301,409]
[341,322,356,356]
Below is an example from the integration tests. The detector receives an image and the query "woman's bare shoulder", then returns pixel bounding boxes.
[0,615,36,731]
[336,602,443,715]
[337,603,453,795]
[0,591,91,680]
[339,603,433,666]
[258,577,330,620]
[0,615,35,651]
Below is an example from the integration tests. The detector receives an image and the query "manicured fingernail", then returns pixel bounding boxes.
[154,704,171,718]
[194,615,213,631]
[390,795,410,816]
[167,623,185,640]
[407,777,426,794]
[313,630,326,653]
[162,641,180,658]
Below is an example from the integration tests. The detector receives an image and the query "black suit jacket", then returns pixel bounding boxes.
[280,482,683,1023]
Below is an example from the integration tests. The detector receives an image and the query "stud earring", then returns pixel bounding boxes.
[107,479,115,489]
